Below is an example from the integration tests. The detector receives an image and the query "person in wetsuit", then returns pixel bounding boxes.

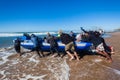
[46,32,60,57]
[81,27,112,62]
[31,34,44,58]
[14,37,21,55]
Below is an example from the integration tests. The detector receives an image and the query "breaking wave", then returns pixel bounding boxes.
[0,32,56,37]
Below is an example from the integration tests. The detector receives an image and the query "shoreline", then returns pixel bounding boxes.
[0,31,120,80]
[0,31,119,48]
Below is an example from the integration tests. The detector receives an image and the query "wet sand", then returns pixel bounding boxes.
[69,32,120,80]
[0,32,120,80]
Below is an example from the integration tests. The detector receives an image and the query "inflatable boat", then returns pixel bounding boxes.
[20,40,92,52]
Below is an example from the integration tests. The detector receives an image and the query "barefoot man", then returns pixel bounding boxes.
[58,30,79,61]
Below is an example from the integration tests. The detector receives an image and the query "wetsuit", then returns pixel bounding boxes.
[14,38,21,53]
[47,35,59,55]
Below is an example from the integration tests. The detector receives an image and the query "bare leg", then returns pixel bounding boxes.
[66,51,74,61]
[36,51,42,58]
[97,51,106,57]
[102,51,112,62]
[97,50,112,62]
[74,51,80,61]
[36,47,42,58]
[40,51,45,57]
[110,47,115,54]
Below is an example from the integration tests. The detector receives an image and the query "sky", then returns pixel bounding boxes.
[0,0,120,32]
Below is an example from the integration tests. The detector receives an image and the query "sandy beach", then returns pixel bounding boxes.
[0,32,120,80]
[69,32,120,80]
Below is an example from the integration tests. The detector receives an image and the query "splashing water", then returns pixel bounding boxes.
[45,57,70,80]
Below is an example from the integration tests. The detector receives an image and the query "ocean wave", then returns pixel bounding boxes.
[0,33,23,37]
[0,32,57,37]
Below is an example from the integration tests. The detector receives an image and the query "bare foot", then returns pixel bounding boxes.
[69,57,75,61]
[52,54,56,57]
[106,59,112,63]
[111,51,115,55]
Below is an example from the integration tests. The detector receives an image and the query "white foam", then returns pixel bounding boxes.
[0,32,56,37]
[28,54,40,68]
[46,58,70,80]
[102,65,120,75]
[11,59,19,65]
[97,63,120,75]
[113,69,120,75]
[94,59,102,62]
[0,70,6,79]
[28,32,56,36]
[59,59,70,80]
[0,52,10,65]
[0,48,6,52]
[28,54,40,63]
[0,49,15,65]
[19,74,47,80]
[0,33,23,37]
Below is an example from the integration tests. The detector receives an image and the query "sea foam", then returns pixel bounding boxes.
[19,74,47,80]
[0,48,15,65]
[0,32,56,37]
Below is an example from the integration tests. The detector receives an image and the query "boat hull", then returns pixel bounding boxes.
[21,40,92,52]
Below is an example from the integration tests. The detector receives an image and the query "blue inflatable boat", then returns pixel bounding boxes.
[20,40,92,51]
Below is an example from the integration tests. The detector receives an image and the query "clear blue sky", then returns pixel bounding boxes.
[0,0,120,32]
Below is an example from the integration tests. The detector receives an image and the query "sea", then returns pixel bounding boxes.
[0,32,57,48]
[1,32,120,80]
[0,31,111,48]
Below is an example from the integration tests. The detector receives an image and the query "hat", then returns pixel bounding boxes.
[58,30,63,35]
[47,32,49,34]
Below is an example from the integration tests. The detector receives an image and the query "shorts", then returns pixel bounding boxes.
[96,43,104,51]
[65,42,75,51]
